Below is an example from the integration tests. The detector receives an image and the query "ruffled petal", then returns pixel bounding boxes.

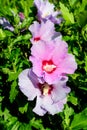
[42,95,57,115]
[59,54,77,74]
[30,56,43,77]
[33,96,47,116]
[29,21,40,36]
[40,20,55,41]
[52,39,68,65]
[18,69,40,100]
[51,78,70,102]
[42,95,66,115]
[30,41,54,60]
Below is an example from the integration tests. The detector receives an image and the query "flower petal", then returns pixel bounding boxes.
[51,78,70,102]
[30,56,43,77]
[52,39,68,64]
[18,69,40,100]
[59,54,77,74]
[42,95,66,115]
[29,21,40,36]
[30,41,54,60]
[40,20,55,41]
[33,96,47,116]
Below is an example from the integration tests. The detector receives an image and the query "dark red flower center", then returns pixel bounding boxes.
[42,60,57,73]
[38,83,53,95]
[34,37,40,41]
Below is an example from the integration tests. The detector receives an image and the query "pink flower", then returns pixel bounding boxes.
[19,12,25,21]
[30,39,77,84]
[18,69,70,116]
[29,20,61,44]
[34,0,63,24]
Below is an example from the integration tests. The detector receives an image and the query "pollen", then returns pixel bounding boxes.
[42,83,53,95]
[42,60,57,73]
[42,12,50,18]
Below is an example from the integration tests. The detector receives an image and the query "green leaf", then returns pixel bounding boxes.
[0,96,4,102]
[68,0,77,7]
[9,121,20,130]
[13,34,31,44]
[9,80,18,103]
[77,11,87,27]
[64,105,74,127]
[70,108,87,130]
[2,68,10,74]
[68,94,78,106]
[2,68,20,81]
[0,29,6,40]
[8,71,20,81]
[0,5,12,16]
[19,123,32,130]
[19,103,28,114]
[19,0,33,18]
[30,118,45,130]
[8,72,17,81]
[14,14,20,25]
[73,47,79,57]
[79,0,87,12]
[59,2,75,25]
[79,87,87,91]
[82,24,87,41]
[70,73,79,80]
[4,30,14,37]
[84,54,87,72]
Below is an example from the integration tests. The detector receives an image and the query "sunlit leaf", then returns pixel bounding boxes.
[70,108,87,129]
[59,2,75,25]
[19,103,28,114]
[9,80,18,103]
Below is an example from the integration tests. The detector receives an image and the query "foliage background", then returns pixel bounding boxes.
[0,0,87,129]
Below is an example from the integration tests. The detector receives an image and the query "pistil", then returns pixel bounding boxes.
[42,60,56,73]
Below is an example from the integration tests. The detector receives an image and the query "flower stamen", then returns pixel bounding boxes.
[42,60,57,73]
[38,83,53,95]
